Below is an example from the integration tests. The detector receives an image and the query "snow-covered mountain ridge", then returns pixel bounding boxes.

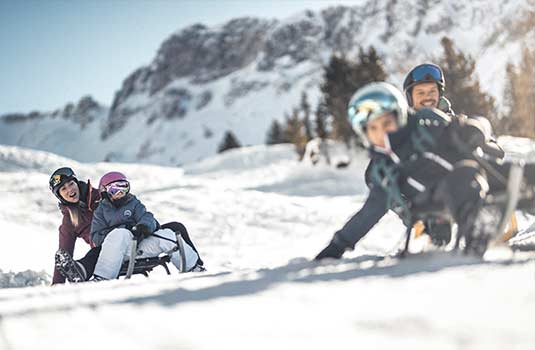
[1,0,534,165]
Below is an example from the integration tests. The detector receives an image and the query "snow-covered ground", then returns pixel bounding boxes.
[0,143,534,349]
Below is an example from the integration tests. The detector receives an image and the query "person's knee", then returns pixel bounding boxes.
[157,228,177,241]
[434,162,488,219]
[103,228,132,247]
[161,222,187,235]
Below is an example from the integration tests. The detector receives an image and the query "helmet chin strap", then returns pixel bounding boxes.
[372,134,401,164]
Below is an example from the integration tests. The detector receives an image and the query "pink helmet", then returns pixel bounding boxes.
[99,171,128,193]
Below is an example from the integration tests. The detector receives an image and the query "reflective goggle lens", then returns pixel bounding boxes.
[49,168,75,190]
[105,181,130,196]
[411,64,443,82]
[348,93,398,131]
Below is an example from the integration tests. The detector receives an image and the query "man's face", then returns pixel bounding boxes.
[366,113,399,148]
[411,82,440,110]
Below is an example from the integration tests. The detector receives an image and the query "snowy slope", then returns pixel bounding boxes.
[1,1,534,166]
[1,143,535,349]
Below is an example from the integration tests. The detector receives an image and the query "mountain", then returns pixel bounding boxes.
[1,0,534,165]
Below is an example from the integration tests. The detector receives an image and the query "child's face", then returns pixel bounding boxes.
[110,191,126,201]
[411,82,439,110]
[366,113,399,148]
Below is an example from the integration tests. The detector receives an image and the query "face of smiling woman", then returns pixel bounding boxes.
[59,180,80,204]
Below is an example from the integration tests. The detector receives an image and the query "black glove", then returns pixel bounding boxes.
[314,240,345,260]
[131,224,151,240]
[447,116,487,152]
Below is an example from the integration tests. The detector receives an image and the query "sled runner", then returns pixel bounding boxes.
[119,229,189,279]
[118,255,172,277]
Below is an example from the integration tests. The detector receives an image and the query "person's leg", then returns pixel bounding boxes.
[432,160,495,254]
[138,228,199,272]
[55,249,87,283]
[433,160,489,224]
[77,246,101,280]
[93,228,133,279]
[160,222,204,266]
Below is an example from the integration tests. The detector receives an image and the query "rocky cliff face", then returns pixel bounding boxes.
[105,1,534,139]
[2,1,534,165]
[3,95,104,129]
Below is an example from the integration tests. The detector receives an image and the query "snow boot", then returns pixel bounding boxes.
[55,249,87,283]
[187,257,206,272]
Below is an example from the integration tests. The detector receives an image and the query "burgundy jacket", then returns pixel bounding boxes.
[52,180,100,284]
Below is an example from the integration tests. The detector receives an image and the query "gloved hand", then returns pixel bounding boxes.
[131,223,152,241]
[446,116,487,152]
[314,240,345,260]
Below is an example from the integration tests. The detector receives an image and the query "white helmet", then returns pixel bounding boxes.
[347,82,408,147]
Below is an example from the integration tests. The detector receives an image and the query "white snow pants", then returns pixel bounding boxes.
[94,228,199,279]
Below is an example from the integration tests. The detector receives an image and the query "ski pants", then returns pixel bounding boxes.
[93,228,199,280]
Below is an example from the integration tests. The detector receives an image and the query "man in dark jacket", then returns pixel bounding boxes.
[402,63,505,244]
[315,82,535,260]
[403,63,504,158]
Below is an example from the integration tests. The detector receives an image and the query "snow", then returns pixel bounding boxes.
[0,140,534,348]
[0,270,49,288]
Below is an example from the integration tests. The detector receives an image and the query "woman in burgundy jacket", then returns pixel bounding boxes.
[49,168,205,284]
[49,167,101,284]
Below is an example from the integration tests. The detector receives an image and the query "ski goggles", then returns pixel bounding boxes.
[409,64,443,83]
[49,167,76,191]
[105,180,130,196]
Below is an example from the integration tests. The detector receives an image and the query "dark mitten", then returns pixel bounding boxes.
[447,116,487,152]
[315,240,345,260]
[132,224,152,240]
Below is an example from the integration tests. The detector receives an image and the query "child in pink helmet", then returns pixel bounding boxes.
[90,171,203,280]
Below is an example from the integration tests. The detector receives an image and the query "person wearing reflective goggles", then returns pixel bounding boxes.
[90,171,204,279]
[403,63,504,158]
[404,63,505,244]
[49,167,102,284]
[403,63,447,112]
[315,82,535,260]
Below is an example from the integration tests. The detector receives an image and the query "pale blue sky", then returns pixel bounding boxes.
[0,0,357,115]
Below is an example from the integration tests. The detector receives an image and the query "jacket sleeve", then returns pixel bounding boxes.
[331,186,389,249]
[132,199,157,233]
[469,115,505,159]
[90,206,111,247]
[52,210,77,284]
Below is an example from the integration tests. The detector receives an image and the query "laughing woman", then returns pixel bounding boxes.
[49,167,101,284]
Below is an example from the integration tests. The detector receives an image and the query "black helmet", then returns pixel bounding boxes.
[403,63,445,106]
[49,167,77,203]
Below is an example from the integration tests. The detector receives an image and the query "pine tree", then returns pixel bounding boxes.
[266,119,285,145]
[320,54,355,145]
[314,100,331,165]
[499,63,518,135]
[436,37,496,120]
[503,48,535,138]
[300,92,313,142]
[217,131,242,153]
[283,108,307,157]
[315,100,329,140]
[320,47,387,145]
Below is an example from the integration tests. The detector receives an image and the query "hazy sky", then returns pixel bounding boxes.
[0,0,358,115]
